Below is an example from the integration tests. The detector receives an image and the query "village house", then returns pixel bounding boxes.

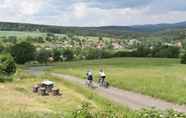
[96,40,105,49]
[112,42,123,49]
[176,40,183,48]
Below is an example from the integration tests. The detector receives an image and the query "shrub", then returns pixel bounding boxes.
[10,42,36,64]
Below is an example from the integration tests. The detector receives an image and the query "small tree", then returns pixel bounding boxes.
[53,49,62,62]
[0,54,16,75]
[10,42,36,64]
[36,49,51,64]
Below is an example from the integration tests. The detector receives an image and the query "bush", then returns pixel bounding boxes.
[0,53,16,75]
[10,42,36,64]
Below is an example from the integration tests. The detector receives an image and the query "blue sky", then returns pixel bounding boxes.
[0,0,186,26]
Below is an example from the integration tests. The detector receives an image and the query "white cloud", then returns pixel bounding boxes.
[0,0,186,26]
[17,0,44,16]
[0,0,45,20]
[72,2,88,18]
[59,6,186,26]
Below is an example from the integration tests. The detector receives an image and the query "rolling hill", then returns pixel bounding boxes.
[0,21,186,38]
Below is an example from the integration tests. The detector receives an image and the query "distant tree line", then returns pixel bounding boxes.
[114,45,180,58]
[0,42,179,65]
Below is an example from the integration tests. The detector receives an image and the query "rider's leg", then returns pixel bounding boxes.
[99,77,102,86]
[88,79,92,87]
[101,78,104,86]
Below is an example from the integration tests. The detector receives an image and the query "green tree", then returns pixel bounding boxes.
[155,46,180,58]
[10,42,36,64]
[36,49,51,64]
[53,49,62,61]
[135,45,150,57]
[0,53,16,75]
[63,49,74,61]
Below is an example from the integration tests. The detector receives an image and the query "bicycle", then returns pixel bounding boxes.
[98,77,109,88]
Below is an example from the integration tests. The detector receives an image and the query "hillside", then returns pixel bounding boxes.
[0,21,186,38]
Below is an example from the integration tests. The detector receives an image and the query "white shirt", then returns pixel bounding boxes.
[99,72,106,77]
[87,71,92,76]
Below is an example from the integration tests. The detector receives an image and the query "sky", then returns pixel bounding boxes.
[0,0,186,26]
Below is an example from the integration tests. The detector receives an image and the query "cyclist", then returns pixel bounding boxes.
[86,70,93,87]
[99,69,106,86]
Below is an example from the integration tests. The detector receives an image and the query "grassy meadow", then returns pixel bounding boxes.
[49,57,186,105]
[0,71,94,117]
[0,70,136,118]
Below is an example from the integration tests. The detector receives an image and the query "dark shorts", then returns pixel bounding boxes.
[88,75,93,80]
[101,76,106,79]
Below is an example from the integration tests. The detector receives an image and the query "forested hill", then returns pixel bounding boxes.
[0,21,186,38]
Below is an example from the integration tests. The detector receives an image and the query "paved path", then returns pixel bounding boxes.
[26,66,186,112]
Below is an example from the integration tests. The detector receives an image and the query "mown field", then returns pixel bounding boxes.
[0,70,136,118]
[0,72,91,117]
[0,31,115,43]
[50,57,186,105]
[0,31,47,38]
